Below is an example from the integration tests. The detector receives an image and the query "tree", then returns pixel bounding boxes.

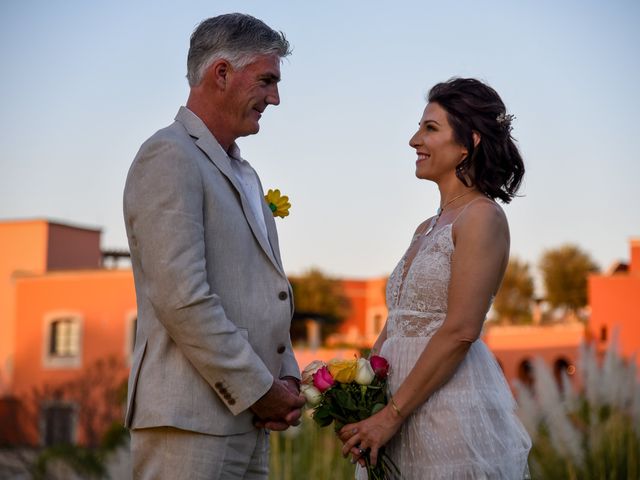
[493,257,535,324]
[3,356,129,479]
[289,268,351,342]
[539,244,599,313]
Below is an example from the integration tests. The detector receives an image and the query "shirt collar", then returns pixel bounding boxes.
[228,142,243,163]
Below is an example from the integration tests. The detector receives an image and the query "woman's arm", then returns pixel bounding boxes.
[340,201,509,465]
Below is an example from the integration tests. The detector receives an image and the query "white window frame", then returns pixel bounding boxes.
[42,312,83,369]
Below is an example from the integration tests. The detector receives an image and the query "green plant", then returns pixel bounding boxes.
[269,413,356,480]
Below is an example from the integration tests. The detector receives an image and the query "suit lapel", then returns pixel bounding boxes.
[255,175,284,271]
[175,107,283,274]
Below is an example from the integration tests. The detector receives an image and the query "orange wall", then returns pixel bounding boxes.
[0,220,49,394]
[630,239,640,275]
[339,280,369,336]
[337,277,387,344]
[11,269,136,445]
[588,274,640,366]
[483,324,583,386]
[12,270,136,397]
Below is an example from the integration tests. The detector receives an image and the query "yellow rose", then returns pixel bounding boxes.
[328,359,358,383]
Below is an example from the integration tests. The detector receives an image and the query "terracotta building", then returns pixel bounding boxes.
[327,277,388,348]
[328,275,585,389]
[0,219,134,446]
[1,218,637,448]
[588,238,640,368]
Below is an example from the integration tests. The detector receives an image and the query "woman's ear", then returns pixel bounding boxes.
[472,131,481,148]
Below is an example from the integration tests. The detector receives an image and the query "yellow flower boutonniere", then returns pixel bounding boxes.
[264,189,291,218]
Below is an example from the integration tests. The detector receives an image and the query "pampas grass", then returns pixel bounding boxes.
[515,336,640,479]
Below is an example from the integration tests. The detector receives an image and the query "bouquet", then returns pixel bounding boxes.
[300,355,401,479]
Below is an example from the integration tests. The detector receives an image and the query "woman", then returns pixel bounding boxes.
[340,78,532,479]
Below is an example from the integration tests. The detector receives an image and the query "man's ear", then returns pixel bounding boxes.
[204,59,231,90]
[472,131,481,148]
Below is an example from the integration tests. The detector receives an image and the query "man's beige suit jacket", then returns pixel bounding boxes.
[123,107,299,435]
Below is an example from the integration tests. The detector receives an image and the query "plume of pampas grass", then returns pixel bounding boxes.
[516,334,640,479]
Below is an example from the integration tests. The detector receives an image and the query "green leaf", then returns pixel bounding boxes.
[334,389,357,411]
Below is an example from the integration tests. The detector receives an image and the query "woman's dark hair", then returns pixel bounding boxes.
[427,78,524,203]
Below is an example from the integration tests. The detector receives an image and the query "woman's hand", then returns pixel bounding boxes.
[338,405,404,466]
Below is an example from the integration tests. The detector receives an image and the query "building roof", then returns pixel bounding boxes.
[0,217,101,233]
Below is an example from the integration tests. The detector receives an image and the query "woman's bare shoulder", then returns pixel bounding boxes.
[454,198,509,244]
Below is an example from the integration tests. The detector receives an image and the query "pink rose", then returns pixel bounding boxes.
[370,355,389,379]
[313,366,335,392]
[301,360,326,385]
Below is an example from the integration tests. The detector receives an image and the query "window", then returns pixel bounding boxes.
[554,357,575,388]
[366,309,387,339]
[43,313,83,368]
[600,326,608,342]
[517,359,534,387]
[50,319,80,357]
[373,314,384,335]
[42,403,75,446]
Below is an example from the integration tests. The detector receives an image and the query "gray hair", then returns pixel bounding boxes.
[187,13,291,87]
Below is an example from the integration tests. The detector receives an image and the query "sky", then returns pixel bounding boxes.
[1,1,639,285]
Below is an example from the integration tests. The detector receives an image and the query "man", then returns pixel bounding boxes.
[123,14,305,479]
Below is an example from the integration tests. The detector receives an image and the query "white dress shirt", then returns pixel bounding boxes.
[227,144,269,242]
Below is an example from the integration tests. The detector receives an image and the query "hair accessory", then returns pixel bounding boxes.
[496,112,515,133]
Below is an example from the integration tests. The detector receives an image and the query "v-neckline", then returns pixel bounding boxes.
[395,223,454,305]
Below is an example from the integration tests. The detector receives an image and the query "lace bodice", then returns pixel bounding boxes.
[386,223,454,338]
[363,206,532,480]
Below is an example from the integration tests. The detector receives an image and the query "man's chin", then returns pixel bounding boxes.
[239,124,260,137]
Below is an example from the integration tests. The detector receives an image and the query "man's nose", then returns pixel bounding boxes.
[266,85,280,106]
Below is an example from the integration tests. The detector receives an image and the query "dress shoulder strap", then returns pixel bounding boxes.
[451,196,494,226]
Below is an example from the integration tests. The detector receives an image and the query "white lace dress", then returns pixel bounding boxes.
[358,222,531,479]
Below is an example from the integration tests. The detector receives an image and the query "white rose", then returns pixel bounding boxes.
[301,384,323,407]
[355,358,375,386]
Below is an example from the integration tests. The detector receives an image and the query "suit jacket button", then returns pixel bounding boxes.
[214,382,223,390]
[277,345,286,354]
[278,291,288,301]
[228,399,236,405]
